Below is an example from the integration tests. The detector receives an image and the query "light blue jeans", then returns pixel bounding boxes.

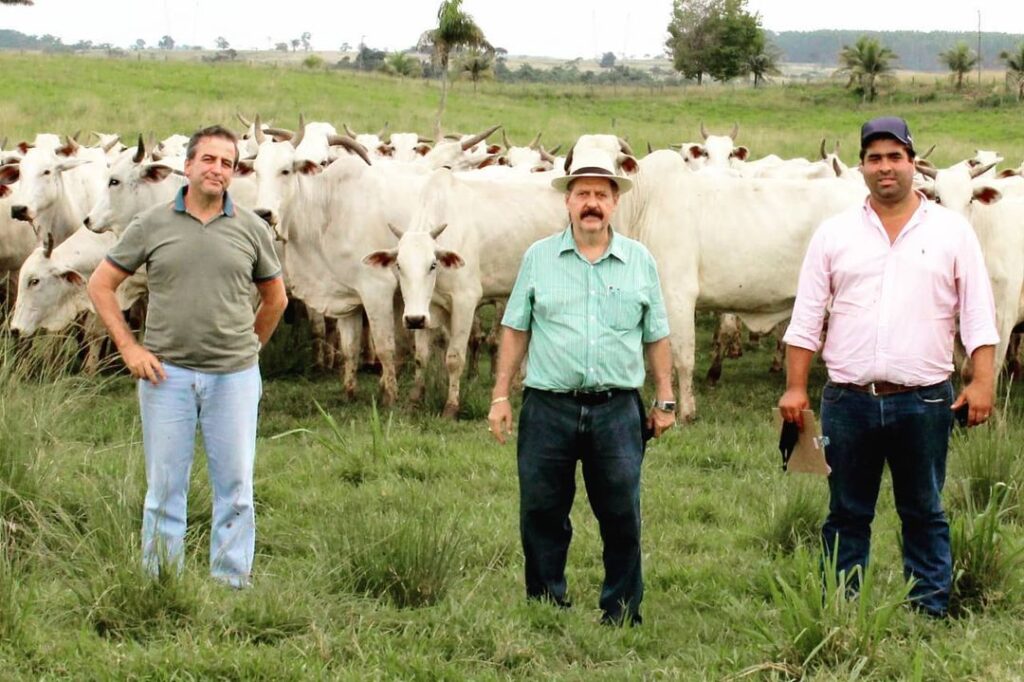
[138,362,262,587]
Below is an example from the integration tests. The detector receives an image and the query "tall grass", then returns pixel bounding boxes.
[948,409,1024,518]
[759,479,828,555]
[754,543,912,676]
[949,482,1024,616]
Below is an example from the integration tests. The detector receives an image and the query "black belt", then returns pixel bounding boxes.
[562,388,631,405]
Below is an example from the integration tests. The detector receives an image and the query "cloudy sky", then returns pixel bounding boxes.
[1,0,1021,58]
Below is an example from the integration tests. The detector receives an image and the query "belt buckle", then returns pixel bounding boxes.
[869,382,878,397]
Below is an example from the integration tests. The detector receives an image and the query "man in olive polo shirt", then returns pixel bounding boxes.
[88,125,287,587]
[487,148,675,625]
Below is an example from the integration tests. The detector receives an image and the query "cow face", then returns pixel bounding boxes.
[246,139,323,236]
[9,147,91,224]
[928,164,1003,215]
[363,227,464,329]
[10,248,86,335]
[85,152,180,234]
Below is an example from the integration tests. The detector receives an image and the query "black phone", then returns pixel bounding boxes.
[954,403,969,428]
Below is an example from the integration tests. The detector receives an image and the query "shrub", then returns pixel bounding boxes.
[302,55,325,70]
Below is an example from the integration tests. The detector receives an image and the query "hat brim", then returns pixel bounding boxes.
[551,172,633,194]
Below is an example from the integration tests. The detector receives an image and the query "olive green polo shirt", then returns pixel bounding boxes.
[106,186,282,373]
[502,226,670,391]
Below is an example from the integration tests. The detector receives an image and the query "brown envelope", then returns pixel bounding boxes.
[772,408,832,476]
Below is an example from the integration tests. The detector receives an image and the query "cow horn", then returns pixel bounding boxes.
[263,128,294,141]
[43,232,54,258]
[254,114,266,145]
[921,144,935,160]
[326,134,371,166]
[832,157,842,177]
[548,144,561,155]
[236,111,252,127]
[539,145,556,163]
[0,136,6,150]
[461,124,501,151]
[417,136,433,144]
[819,138,827,160]
[343,123,358,139]
[377,121,389,138]
[833,140,841,155]
[970,161,997,179]
[914,161,937,180]
[618,137,634,157]
[699,121,709,140]
[101,135,121,153]
[501,129,512,149]
[63,134,80,154]
[387,222,405,239]
[563,142,576,173]
[290,114,306,149]
[132,134,145,163]
[730,122,739,141]
[646,141,653,155]
[429,223,448,239]
[528,132,542,150]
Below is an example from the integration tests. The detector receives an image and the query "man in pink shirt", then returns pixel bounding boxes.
[778,116,999,617]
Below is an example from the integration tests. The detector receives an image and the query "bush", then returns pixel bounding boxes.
[302,55,324,70]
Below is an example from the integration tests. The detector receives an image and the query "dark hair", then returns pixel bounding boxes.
[186,125,240,165]
[859,136,916,162]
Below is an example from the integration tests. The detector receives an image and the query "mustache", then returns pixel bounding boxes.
[581,207,604,219]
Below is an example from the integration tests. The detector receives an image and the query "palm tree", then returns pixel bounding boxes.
[747,43,782,88]
[430,0,491,137]
[939,42,978,90]
[459,49,493,93]
[835,36,897,103]
[1000,42,1024,101]
[0,0,34,5]
[384,52,421,78]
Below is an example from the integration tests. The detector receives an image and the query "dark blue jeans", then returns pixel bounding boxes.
[820,380,954,615]
[517,388,646,624]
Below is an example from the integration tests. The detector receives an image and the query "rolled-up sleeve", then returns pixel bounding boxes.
[783,225,831,352]
[642,253,670,343]
[501,245,535,331]
[956,225,1000,356]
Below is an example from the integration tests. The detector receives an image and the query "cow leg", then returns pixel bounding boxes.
[707,334,724,385]
[335,313,362,400]
[667,296,698,423]
[409,328,432,405]
[769,320,787,373]
[465,311,485,382]
[324,316,340,371]
[82,313,106,375]
[363,297,399,407]
[488,299,507,378]
[1005,333,1023,380]
[306,308,329,372]
[441,294,480,419]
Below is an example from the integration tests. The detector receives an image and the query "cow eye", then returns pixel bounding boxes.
[281,169,291,176]
[43,169,51,176]
[430,261,437,271]
[109,178,120,187]
[28,277,39,287]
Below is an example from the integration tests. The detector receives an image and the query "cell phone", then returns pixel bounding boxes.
[954,403,969,428]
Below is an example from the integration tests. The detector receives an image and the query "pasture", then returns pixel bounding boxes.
[2,53,1024,679]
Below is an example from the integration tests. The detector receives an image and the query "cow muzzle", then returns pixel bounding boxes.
[404,314,427,330]
[254,209,276,226]
[11,205,33,222]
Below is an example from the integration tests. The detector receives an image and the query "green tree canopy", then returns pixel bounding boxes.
[666,0,766,84]
[430,0,491,137]
[747,41,782,87]
[835,36,898,102]
[939,41,978,90]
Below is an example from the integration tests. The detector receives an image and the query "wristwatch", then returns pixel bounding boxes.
[652,399,676,412]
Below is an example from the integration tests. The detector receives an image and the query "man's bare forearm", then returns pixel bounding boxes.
[645,336,674,400]
[785,345,815,391]
[254,277,288,346]
[491,326,529,399]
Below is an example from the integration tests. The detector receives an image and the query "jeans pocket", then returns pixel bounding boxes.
[914,382,952,405]
[822,383,845,404]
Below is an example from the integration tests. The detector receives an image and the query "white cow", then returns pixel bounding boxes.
[569,135,869,420]
[363,167,565,417]
[241,134,426,403]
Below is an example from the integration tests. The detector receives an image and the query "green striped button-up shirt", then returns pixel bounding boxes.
[502,226,670,391]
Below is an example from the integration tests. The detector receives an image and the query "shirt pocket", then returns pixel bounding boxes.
[603,288,644,331]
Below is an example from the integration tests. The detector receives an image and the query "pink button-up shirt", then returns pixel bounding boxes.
[783,194,999,386]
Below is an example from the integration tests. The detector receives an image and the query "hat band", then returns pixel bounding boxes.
[570,166,614,177]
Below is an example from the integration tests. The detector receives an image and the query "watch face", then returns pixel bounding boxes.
[657,400,676,411]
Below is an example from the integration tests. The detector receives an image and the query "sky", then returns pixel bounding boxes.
[1,0,1022,59]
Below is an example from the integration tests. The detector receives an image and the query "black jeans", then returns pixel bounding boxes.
[517,387,646,623]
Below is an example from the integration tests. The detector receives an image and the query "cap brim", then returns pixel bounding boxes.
[551,172,633,194]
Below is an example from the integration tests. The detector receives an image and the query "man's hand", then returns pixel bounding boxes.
[952,379,994,427]
[647,407,675,439]
[122,343,166,385]
[488,400,514,444]
[778,388,810,429]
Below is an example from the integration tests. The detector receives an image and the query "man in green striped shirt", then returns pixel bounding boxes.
[487,148,675,625]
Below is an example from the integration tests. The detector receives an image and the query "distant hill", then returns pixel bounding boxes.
[769,30,1024,71]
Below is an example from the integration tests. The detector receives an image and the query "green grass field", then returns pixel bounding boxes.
[2,54,1024,680]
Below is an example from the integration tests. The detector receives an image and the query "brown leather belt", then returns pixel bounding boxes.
[833,381,930,396]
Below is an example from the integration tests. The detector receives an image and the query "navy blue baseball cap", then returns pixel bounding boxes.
[860,116,915,155]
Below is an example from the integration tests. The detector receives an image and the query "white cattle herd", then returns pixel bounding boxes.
[1,117,1023,421]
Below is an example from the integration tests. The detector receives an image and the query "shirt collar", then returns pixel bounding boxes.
[557,225,628,263]
[174,185,235,217]
[861,190,929,239]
